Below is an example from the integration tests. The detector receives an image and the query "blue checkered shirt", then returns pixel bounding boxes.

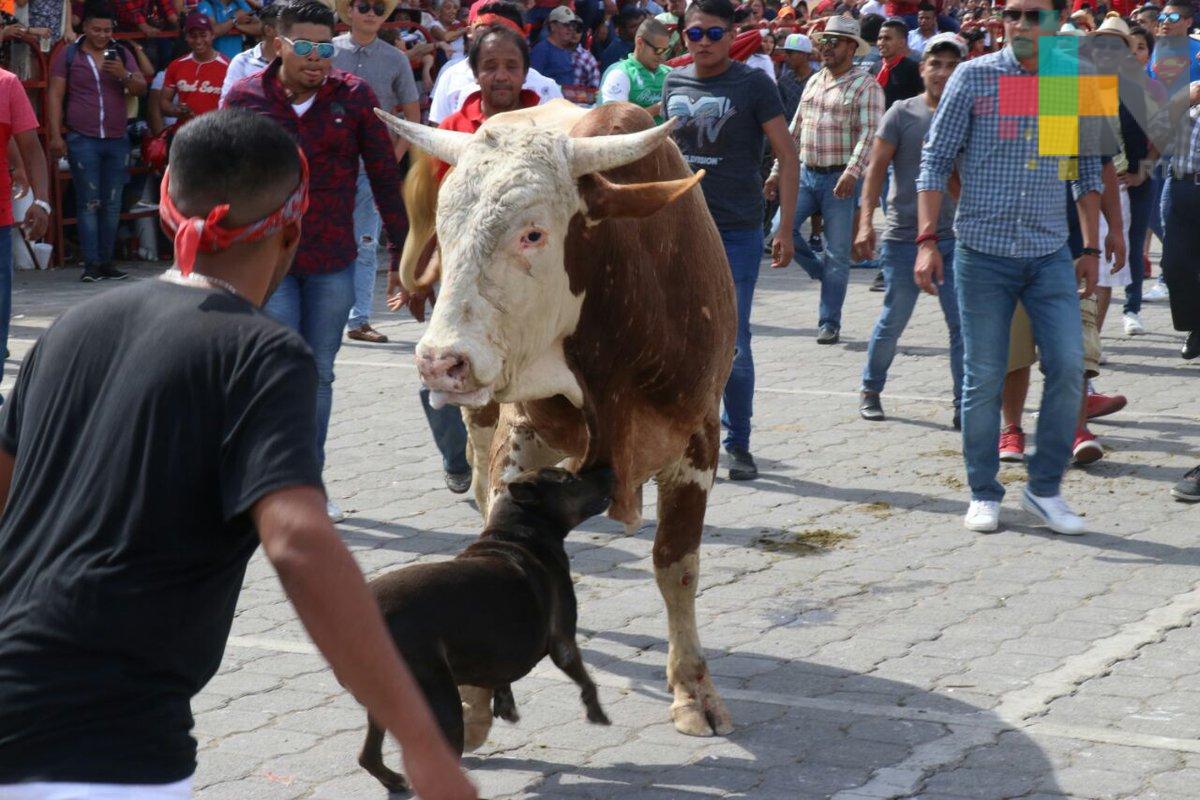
[1173,106,1200,176]
[916,47,1103,259]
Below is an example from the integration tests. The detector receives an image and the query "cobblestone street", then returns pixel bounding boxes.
[7,249,1199,799]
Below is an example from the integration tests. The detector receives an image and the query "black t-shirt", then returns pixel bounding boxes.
[0,280,322,785]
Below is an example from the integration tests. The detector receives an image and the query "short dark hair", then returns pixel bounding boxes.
[169,109,302,226]
[860,13,885,42]
[917,1,936,11]
[80,1,117,23]
[468,25,530,73]
[475,1,524,27]
[257,3,280,25]
[1163,0,1193,14]
[685,0,737,25]
[880,16,908,36]
[924,40,963,59]
[276,0,337,35]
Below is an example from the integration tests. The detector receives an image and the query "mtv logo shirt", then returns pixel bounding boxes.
[663,61,784,231]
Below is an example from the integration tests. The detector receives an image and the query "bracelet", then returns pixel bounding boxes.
[915,232,939,246]
[32,199,51,215]
[1080,247,1101,257]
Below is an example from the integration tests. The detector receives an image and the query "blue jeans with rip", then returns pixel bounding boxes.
[720,226,764,452]
[955,244,1083,502]
[348,167,382,330]
[419,387,470,474]
[862,239,962,408]
[66,132,129,267]
[792,166,857,329]
[264,266,356,470]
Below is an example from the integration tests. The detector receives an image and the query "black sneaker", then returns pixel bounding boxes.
[80,264,103,283]
[726,447,758,481]
[1171,465,1200,502]
[1182,331,1200,361]
[870,270,886,292]
[859,391,885,421]
[444,471,472,494]
[99,263,128,281]
[808,234,824,253]
[817,324,840,345]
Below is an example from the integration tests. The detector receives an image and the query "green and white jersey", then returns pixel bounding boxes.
[599,55,672,121]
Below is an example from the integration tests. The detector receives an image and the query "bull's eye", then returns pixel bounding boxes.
[520,228,547,249]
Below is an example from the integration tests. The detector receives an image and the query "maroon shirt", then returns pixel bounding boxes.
[224,60,407,275]
[50,43,140,140]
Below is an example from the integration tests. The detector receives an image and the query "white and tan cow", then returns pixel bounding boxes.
[378,101,738,740]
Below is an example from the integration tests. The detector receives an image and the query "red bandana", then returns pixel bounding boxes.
[159,150,310,276]
[473,12,525,34]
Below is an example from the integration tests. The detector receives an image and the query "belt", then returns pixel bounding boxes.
[1173,172,1200,184]
[805,163,847,174]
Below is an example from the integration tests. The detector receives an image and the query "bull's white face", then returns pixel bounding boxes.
[375,106,684,410]
[421,126,587,409]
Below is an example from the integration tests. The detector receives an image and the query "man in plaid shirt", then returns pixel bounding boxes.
[767,16,884,345]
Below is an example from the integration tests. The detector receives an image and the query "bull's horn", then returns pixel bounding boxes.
[568,119,678,179]
[375,108,470,166]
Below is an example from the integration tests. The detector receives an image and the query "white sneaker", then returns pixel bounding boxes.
[1020,488,1085,535]
[326,499,345,523]
[1144,282,1169,302]
[1123,311,1146,336]
[964,500,1001,532]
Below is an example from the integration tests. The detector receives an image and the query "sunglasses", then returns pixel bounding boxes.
[644,40,671,55]
[814,34,847,48]
[1000,7,1054,25]
[282,36,335,58]
[1157,11,1182,21]
[685,25,728,42]
[355,1,388,14]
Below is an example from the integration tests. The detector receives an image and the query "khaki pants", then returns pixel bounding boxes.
[1007,294,1100,378]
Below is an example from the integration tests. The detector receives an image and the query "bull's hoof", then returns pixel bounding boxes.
[670,682,734,737]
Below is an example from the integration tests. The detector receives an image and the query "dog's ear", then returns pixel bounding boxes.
[507,480,542,508]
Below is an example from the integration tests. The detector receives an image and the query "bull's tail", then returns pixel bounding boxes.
[400,147,441,292]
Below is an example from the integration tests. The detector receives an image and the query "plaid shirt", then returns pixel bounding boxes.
[917,47,1102,259]
[1173,105,1200,176]
[224,60,407,275]
[773,65,883,180]
[566,46,600,105]
[112,0,175,28]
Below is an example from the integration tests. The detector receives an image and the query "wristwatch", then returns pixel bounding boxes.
[1080,247,1101,257]
[32,199,51,215]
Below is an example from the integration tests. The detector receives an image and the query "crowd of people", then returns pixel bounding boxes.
[0,0,1195,795]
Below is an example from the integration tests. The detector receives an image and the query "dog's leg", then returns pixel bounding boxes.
[653,419,734,737]
[420,662,466,755]
[459,684,493,751]
[358,713,409,792]
[492,684,519,723]
[550,638,610,725]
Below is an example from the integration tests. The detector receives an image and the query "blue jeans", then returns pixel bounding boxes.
[792,166,856,329]
[955,244,1083,502]
[419,387,470,474]
[719,226,764,452]
[65,132,129,267]
[862,239,962,407]
[264,267,356,470]
[348,168,382,330]
[1123,179,1155,315]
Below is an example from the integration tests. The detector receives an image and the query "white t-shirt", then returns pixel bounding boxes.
[428,19,466,63]
[860,0,886,16]
[292,95,316,116]
[746,53,777,83]
[907,29,936,55]
[428,58,564,123]
[599,68,632,103]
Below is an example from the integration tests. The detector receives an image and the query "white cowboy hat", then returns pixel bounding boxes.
[1090,13,1132,46]
[818,15,870,56]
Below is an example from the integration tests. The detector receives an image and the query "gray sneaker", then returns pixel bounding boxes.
[817,324,840,345]
[444,471,472,494]
[859,391,885,421]
[726,447,758,481]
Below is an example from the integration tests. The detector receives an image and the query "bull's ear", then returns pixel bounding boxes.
[375,108,470,166]
[578,170,705,220]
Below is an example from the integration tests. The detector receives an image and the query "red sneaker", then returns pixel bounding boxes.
[999,424,1026,462]
[1086,392,1127,420]
[1073,427,1104,465]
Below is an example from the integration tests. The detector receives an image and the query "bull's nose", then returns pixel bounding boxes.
[416,351,472,389]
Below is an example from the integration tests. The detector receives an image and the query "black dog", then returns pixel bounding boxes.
[358,466,615,792]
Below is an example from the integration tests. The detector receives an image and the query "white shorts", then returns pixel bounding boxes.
[1097,185,1132,289]
[0,778,192,799]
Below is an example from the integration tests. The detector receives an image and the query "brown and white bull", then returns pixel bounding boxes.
[377,101,738,740]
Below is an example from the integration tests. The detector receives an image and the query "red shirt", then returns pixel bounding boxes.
[0,69,38,227]
[164,52,230,117]
[436,89,541,180]
[223,60,407,275]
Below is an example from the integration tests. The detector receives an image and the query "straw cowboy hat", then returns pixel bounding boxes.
[1090,13,1133,46]
[819,15,870,56]
[333,0,400,24]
